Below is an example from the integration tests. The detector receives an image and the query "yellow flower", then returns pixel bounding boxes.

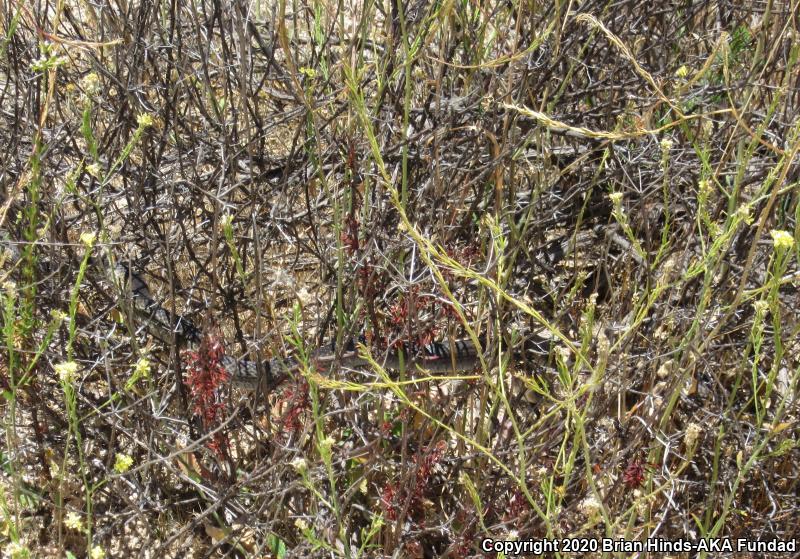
[133,358,151,378]
[85,163,102,179]
[51,309,68,322]
[675,65,689,78]
[3,541,29,559]
[753,300,769,315]
[291,457,307,473]
[55,361,79,383]
[320,435,335,451]
[554,345,571,364]
[684,422,702,448]
[3,280,16,297]
[608,192,623,205]
[660,137,674,152]
[90,545,106,559]
[136,113,153,128]
[81,72,101,95]
[114,453,134,474]
[80,231,97,247]
[770,229,794,251]
[126,357,151,392]
[735,204,753,225]
[64,511,84,531]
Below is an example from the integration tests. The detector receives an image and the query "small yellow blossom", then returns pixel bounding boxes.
[660,137,674,152]
[735,204,752,225]
[320,435,335,451]
[85,163,102,179]
[90,545,105,559]
[294,518,309,531]
[136,113,153,128]
[299,66,316,78]
[126,357,151,392]
[64,511,84,531]
[55,361,79,383]
[133,358,151,378]
[684,422,702,448]
[80,231,97,247]
[554,345,571,364]
[81,72,101,95]
[291,457,307,473]
[114,453,134,474]
[3,541,29,559]
[753,300,769,315]
[608,192,623,205]
[770,229,794,251]
[675,65,689,78]
[51,309,68,322]
[3,280,16,297]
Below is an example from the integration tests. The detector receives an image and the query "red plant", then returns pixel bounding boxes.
[449,525,477,559]
[278,379,310,436]
[623,458,657,489]
[342,215,360,254]
[381,482,399,520]
[411,440,446,501]
[183,333,229,423]
[505,488,531,521]
[380,440,448,521]
[183,332,231,455]
[388,300,408,326]
[415,327,438,348]
[355,262,375,296]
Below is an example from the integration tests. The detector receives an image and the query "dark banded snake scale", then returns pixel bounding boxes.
[112,261,485,390]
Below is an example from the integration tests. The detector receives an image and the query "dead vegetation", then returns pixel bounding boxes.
[1,0,799,557]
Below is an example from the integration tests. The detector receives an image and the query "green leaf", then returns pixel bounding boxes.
[268,534,287,558]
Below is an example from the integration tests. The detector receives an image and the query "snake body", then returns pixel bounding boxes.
[114,262,482,389]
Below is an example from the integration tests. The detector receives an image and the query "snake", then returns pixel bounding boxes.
[112,261,484,390]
